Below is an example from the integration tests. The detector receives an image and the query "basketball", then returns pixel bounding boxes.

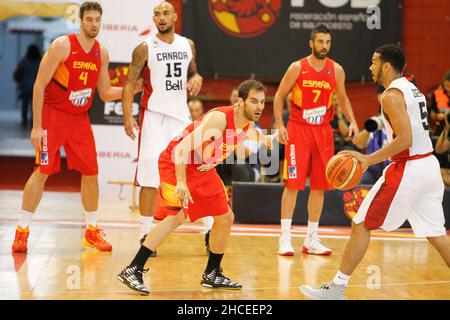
[325,154,362,190]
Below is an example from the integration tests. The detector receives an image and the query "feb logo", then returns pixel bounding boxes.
[208,0,282,38]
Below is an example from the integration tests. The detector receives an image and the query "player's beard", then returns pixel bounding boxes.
[244,105,259,122]
[375,67,383,85]
[158,24,173,34]
[313,46,328,60]
[83,27,99,39]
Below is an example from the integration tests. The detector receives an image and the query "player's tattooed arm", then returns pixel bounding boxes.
[187,39,202,96]
[122,42,148,140]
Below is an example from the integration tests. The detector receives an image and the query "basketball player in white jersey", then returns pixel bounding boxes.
[122,1,213,253]
[300,44,449,300]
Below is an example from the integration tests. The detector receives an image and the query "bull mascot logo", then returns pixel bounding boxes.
[343,187,370,221]
[208,0,282,38]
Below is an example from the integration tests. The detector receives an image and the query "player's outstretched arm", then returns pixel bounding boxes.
[274,61,300,144]
[31,36,70,150]
[245,126,278,150]
[122,42,148,140]
[334,63,359,141]
[97,46,125,102]
[340,89,412,170]
[186,39,202,96]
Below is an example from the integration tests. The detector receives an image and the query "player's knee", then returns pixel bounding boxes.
[214,211,234,227]
[81,175,98,185]
[34,170,49,184]
[173,211,186,226]
[427,235,445,247]
[351,221,368,234]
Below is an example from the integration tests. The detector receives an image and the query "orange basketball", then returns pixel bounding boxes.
[325,154,362,190]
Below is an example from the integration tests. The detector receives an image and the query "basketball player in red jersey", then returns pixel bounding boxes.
[12,2,140,253]
[117,80,278,294]
[274,25,359,256]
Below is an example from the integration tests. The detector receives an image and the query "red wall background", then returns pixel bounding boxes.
[168,0,450,129]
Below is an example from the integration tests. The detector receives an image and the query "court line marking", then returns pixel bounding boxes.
[14,280,450,296]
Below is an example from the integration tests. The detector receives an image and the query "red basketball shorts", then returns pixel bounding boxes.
[283,121,334,190]
[154,153,229,222]
[35,105,98,175]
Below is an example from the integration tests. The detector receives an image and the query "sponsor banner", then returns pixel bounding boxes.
[92,125,138,196]
[95,0,159,63]
[183,0,402,81]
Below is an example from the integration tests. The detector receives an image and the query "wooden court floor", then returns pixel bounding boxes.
[0,191,449,300]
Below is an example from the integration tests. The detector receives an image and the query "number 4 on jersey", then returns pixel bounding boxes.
[79,72,88,86]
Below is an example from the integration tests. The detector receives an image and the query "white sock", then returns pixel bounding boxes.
[332,270,351,287]
[140,216,154,238]
[18,209,33,229]
[280,219,292,237]
[201,216,214,232]
[307,221,319,240]
[84,210,98,228]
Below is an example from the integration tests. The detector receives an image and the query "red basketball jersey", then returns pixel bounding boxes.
[289,57,337,125]
[162,106,250,168]
[44,34,101,114]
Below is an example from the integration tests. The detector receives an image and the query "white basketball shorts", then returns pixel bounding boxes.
[353,155,446,237]
[136,110,190,188]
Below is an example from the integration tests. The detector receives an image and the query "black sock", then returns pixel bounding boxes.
[130,245,154,269]
[205,252,224,273]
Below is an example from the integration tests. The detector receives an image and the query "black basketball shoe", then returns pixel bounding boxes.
[201,267,242,289]
[117,265,150,295]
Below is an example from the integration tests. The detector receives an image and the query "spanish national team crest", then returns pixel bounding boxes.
[208,0,282,38]
[343,187,370,221]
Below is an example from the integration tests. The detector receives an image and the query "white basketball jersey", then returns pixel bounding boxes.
[141,34,193,121]
[382,77,433,160]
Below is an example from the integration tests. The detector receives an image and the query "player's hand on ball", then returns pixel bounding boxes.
[30,128,44,151]
[187,74,202,96]
[338,150,369,173]
[124,116,139,140]
[175,181,194,207]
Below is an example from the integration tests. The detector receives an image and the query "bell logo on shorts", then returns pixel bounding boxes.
[208,0,282,38]
[69,88,92,107]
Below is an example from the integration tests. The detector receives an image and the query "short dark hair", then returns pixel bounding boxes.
[311,24,331,40]
[375,44,405,73]
[79,1,103,19]
[444,70,450,82]
[238,80,266,101]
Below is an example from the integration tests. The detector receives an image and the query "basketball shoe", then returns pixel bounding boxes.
[302,236,332,255]
[201,267,242,289]
[300,282,345,300]
[117,265,150,295]
[12,226,29,253]
[278,234,295,256]
[83,225,112,251]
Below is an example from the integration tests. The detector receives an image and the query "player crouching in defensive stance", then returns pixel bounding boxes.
[117,80,278,294]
